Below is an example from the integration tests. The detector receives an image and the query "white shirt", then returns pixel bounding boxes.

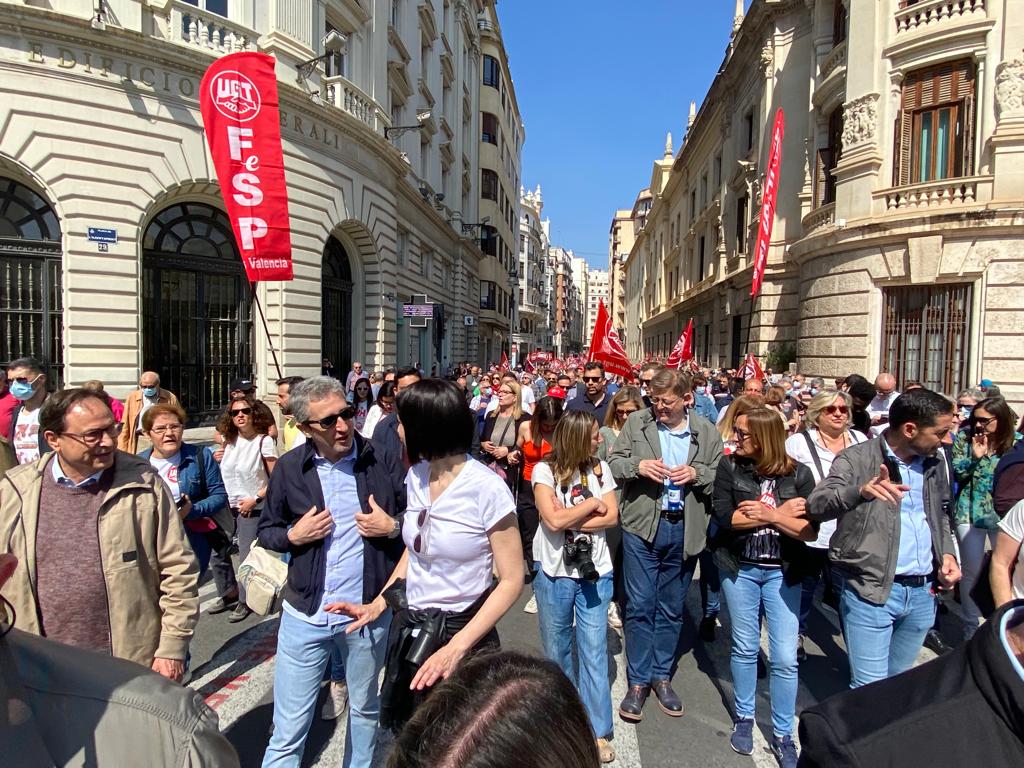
[403,457,517,611]
[361,404,386,439]
[531,460,617,578]
[867,391,900,438]
[136,393,160,433]
[997,500,1024,601]
[13,407,41,465]
[220,434,277,506]
[785,428,867,549]
[149,451,183,502]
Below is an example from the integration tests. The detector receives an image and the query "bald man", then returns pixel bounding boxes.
[866,372,900,438]
[118,372,179,454]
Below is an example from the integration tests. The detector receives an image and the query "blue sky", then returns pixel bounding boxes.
[498,1,744,269]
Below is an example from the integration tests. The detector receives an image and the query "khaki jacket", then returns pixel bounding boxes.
[0,436,14,479]
[118,388,179,453]
[0,452,199,664]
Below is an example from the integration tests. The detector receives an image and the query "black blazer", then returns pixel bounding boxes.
[798,600,1024,767]
[711,454,816,584]
[257,434,406,613]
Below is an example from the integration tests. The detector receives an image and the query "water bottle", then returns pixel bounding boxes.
[665,479,683,512]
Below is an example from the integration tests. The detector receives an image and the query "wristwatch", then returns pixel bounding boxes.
[386,516,401,539]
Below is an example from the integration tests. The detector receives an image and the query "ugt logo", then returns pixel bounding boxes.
[209,70,262,121]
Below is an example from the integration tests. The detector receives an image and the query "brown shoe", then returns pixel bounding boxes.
[596,738,616,764]
[618,684,651,722]
[652,679,683,717]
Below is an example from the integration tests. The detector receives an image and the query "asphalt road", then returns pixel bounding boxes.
[187,563,955,768]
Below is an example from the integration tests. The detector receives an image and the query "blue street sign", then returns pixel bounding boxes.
[87,227,118,243]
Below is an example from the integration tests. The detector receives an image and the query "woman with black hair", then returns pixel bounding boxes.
[327,378,523,730]
[362,380,396,439]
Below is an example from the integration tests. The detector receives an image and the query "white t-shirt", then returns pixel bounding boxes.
[403,457,517,611]
[13,407,41,465]
[149,451,183,502]
[867,391,900,438]
[531,460,617,578]
[137,394,159,434]
[361,404,385,439]
[785,428,867,549]
[220,434,277,506]
[997,500,1024,601]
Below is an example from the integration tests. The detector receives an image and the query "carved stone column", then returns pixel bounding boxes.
[991,55,1024,200]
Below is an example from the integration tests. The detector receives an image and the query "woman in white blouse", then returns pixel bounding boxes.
[784,389,866,661]
[327,378,522,730]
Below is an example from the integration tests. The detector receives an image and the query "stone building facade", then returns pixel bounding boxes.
[514,183,548,359]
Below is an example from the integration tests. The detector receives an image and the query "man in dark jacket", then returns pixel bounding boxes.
[258,376,405,768]
[371,365,421,483]
[798,599,1024,767]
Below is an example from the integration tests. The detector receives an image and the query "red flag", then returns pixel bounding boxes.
[665,319,694,370]
[200,52,293,282]
[499,351,510,371]
[740,353,765,382]
[751,108,784,299]
[586,300,633,378]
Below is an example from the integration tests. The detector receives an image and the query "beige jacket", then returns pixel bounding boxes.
[118,388,179,453]
[0,452,199,664]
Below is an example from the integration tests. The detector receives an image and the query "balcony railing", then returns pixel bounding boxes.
[167,1,256,54]
[322,75,391,136]
[802,202,836,234]
[820,41,847,81]
[876,176,990,211]
[895,0,986,35]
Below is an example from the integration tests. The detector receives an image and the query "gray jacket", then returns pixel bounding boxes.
[806,436,956,605]
[609,409,723,557]
[1,626,239,767]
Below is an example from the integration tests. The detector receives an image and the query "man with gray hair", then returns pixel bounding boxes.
[258,376,405,768]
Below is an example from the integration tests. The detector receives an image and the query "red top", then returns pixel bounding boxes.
[521,435,553,482]
[0,390,18,439]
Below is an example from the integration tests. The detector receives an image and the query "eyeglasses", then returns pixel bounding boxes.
[60,422,123,446]
[616,407,638,415]
[732,427,751,443]
[651,397,680,407]
[231,407,253,416]
[876,389,896,397]
[823,405,849,415]
[304,407,357,430]
[413,507,430,554]
[150,424,184,435]
[973,415,996,428]
[582,376,603,383]
[640,377,654,385]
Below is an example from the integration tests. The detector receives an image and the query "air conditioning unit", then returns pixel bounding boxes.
[464,315,476,326]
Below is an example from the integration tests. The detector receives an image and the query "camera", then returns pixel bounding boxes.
[564,532,599,582]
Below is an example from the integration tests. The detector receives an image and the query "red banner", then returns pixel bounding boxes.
[750,108,784,299]
[586,299,634,378]
[200,52,293,282]
[665,318,694,370]
[499,351,511,371]
[740,353,765,382]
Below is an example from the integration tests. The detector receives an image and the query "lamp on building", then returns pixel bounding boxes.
[384,110,432,140]
[460,216,490,237]
[296,30,348,85]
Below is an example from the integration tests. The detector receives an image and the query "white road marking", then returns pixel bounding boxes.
[607,627,643,768]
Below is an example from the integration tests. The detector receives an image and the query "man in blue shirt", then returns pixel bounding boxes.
[259,377,405,768]
[566,362,612,424]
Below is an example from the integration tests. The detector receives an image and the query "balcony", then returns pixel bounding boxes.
[895,0,986,35]
[165,1,256,55]
[322,76,390,136]
[820,41,846,81]
[875,176,992,211]
[801,202,836,234]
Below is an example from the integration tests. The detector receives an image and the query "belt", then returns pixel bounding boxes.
[660,510,685,523]
[893,574,930,587]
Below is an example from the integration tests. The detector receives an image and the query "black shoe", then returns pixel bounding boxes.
[699,615,717,643]
[924,629,952,656]
[207,593,238,615]
[652,679,683,717]
[228,602,251,623]
[618,684,650,722]
[797,635,808,663]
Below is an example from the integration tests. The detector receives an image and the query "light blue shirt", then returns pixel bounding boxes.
[999,608,1024,684]
[50,457,105,488]
[657,419,692,510]
[283,449,363,626]
[885,442,934,576]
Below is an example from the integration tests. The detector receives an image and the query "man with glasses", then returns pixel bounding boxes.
[118,370,179,455]
[867,372,901,438]
[0,388,198,681]
[566,362,612,424]
[257,376,405,768]
[7,357,50,465]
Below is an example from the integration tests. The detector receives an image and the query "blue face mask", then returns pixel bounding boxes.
[10,380,35,401]
[142,386,159,398]
[809,387,819,396]
[696,386,707,395]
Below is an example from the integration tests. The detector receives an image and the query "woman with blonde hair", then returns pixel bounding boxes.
[765,385,800,434]
[717,395,765,456]
[480,379,526,493]
[712,407,815,764]
[784,389,866,661]
[532,409,619,763]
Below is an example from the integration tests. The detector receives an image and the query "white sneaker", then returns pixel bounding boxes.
[523,593,538,614]
[321,680,349,721]
[607,602,623,630]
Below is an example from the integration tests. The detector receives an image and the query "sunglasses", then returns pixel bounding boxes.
[413,507,430,554]
[582,376,603,383]
[973,415,996,428]
[304,406,357,430]
[823,405,849,415]
[230,407,253,416]
[732,427,751,442]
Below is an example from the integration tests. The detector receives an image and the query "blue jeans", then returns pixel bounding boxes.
[719,564,800,739]
[262,609,390,768]
[839,578,936,688]
[534,569,614,739]
[622,519,697,685]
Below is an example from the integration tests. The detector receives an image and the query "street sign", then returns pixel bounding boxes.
[402,304,434,318]
[87,227,118,244]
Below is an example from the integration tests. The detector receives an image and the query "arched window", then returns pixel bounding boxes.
[0,178,63,386]
[322,236,353,377]
[142,203,252,424]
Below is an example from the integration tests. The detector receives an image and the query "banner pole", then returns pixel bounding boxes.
[251,281,284,381]
[743,292,757,369]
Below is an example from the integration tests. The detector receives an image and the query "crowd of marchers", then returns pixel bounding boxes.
[1,354,1023,768]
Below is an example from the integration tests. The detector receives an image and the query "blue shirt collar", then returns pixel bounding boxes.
[882,437,924,468]
[656,418,691,437]
[51,456,106,488]
[312,447,357,468]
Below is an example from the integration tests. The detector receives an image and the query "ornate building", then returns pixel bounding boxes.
[623,0,1024,404]
[514,184,548,359]
[0,0,519,422]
